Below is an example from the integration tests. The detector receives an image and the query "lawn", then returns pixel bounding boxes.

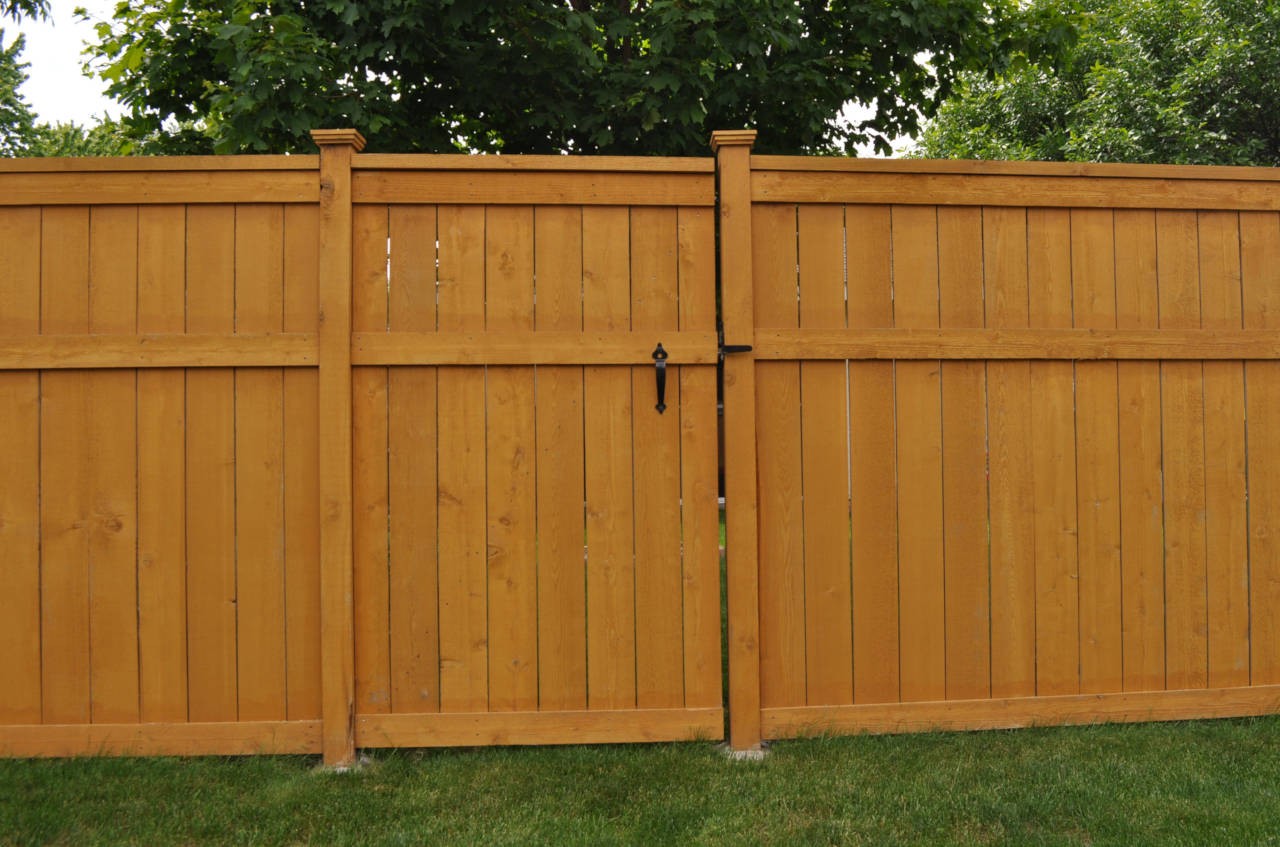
[3,716,1279,846]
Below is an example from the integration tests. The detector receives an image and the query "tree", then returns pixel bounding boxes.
[83,0,1067,156]
[915,0,1280,165]
[1,27,130,156]
[2,0,47,21]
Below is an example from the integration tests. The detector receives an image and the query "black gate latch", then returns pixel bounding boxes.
[718,326,753,361]
[652,342,669,413]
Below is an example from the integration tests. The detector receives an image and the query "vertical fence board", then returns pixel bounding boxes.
[352,204,391,715]
[0,207,42,725]
[87,205,140,724]
[797,204,852,706]
[984,206,1037,699]
[677,206,721,710]
[234,205,288,722]
[436,205,490,712]
[583,206,636,710]
[40,206,92,725]
[533,205,588,711]
[1157,210,1209,692]
[1027,208,1079,697]
[387,205,440,715]
[1114,210,1166,692]
[1071,208,1123,695]
[1242,211,1280,685]
[752,204,806,709]
[184,205,238,722]
[631,207,685,709]
[283,204,322,721]
[485,206,539,713]
[1198,211,1250,689]
[937,206,990,701]
[137,206,188,723]
[847,205,899,705]
[892,205,946,703]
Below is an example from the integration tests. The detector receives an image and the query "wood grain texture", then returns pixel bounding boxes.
[356,708,723,747]
[0,207,42,725]
[797,204,852,707]
[87,205,140,724]
[484,205,539,713]
[0,171,318,205]
[1027,208,1078,698]
[1198,211,1250,690]
[892,205,946,704]
[752,204,806,710]
[533,205,588,711]
[0,721,321,757]
[582,206,636,710]
[984,207,1036,699]
[1114,210,1166,692]
[937,206,990,702]
[386,205,439,715]
[353,171,713,206]
[1071,208,1123,696]
[1242,211,1280,685]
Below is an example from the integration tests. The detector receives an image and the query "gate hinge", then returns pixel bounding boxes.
[717,326,753,361]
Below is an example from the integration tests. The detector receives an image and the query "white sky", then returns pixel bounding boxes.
[5,1,905,154]
[7,0,121,125]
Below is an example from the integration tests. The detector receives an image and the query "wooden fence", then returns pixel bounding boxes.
[3,130,1280,764]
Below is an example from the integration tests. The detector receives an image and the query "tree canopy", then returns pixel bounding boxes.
[915,0,1280,165]
[83,0,1070,156]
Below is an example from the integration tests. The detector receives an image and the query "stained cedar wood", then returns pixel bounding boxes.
[892,205,946,704]
[1026,209,1079,697]
[484,205,539,713]
[0,208,41,725]
[387,205,440,715]
[533,205,588,711]
[354,154,713,173]
[351,204,391,715]
[936,206,990,701]
[87,206,141,724]
[355,708,723,747]
[1114,210,1166,692]
[1071,209,1123,695]
[749,155,1280,183]
[136,206,188,724]
[184,205,237,722]
[352,331,717,365]
[762,685,1280,736]
[1198,211,1249,689]
[351,171,712,207]
[436,205,489,712]
[234,205,288,723]
[1157,211,1209,692]
[752,204,806,709]
[583,206,637,710]
[750,170,1280,212]
[630,206,685,710]
[984,206,1036,699]
[848,205,899,706]
[677,206,722,710]
[0,171,318,206]
[0,720,321,757]
[1241,211,1280,686]
[40,207,92,725]
[282,204,322,721]
[797,204,853,706]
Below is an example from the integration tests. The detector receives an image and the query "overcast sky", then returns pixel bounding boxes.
[6,0,119,125]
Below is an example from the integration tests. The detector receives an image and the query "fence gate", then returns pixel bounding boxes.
[342,151,725,748]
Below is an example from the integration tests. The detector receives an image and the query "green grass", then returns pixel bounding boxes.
[4,717,1280,846]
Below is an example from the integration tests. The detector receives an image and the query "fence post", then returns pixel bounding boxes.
[712,129,762,752]
[311,128,364,767]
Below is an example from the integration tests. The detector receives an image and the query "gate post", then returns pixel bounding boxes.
[711,130,762,751]
[311,128,364,767]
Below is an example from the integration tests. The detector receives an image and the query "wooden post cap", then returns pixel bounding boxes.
[310,129,367,151]
[710,130,757,152]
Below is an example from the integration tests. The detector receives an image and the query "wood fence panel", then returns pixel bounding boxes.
[0,208,42,726]
[1242,211,1280,686]
[936,206,989,702]
[847,205,899,706]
